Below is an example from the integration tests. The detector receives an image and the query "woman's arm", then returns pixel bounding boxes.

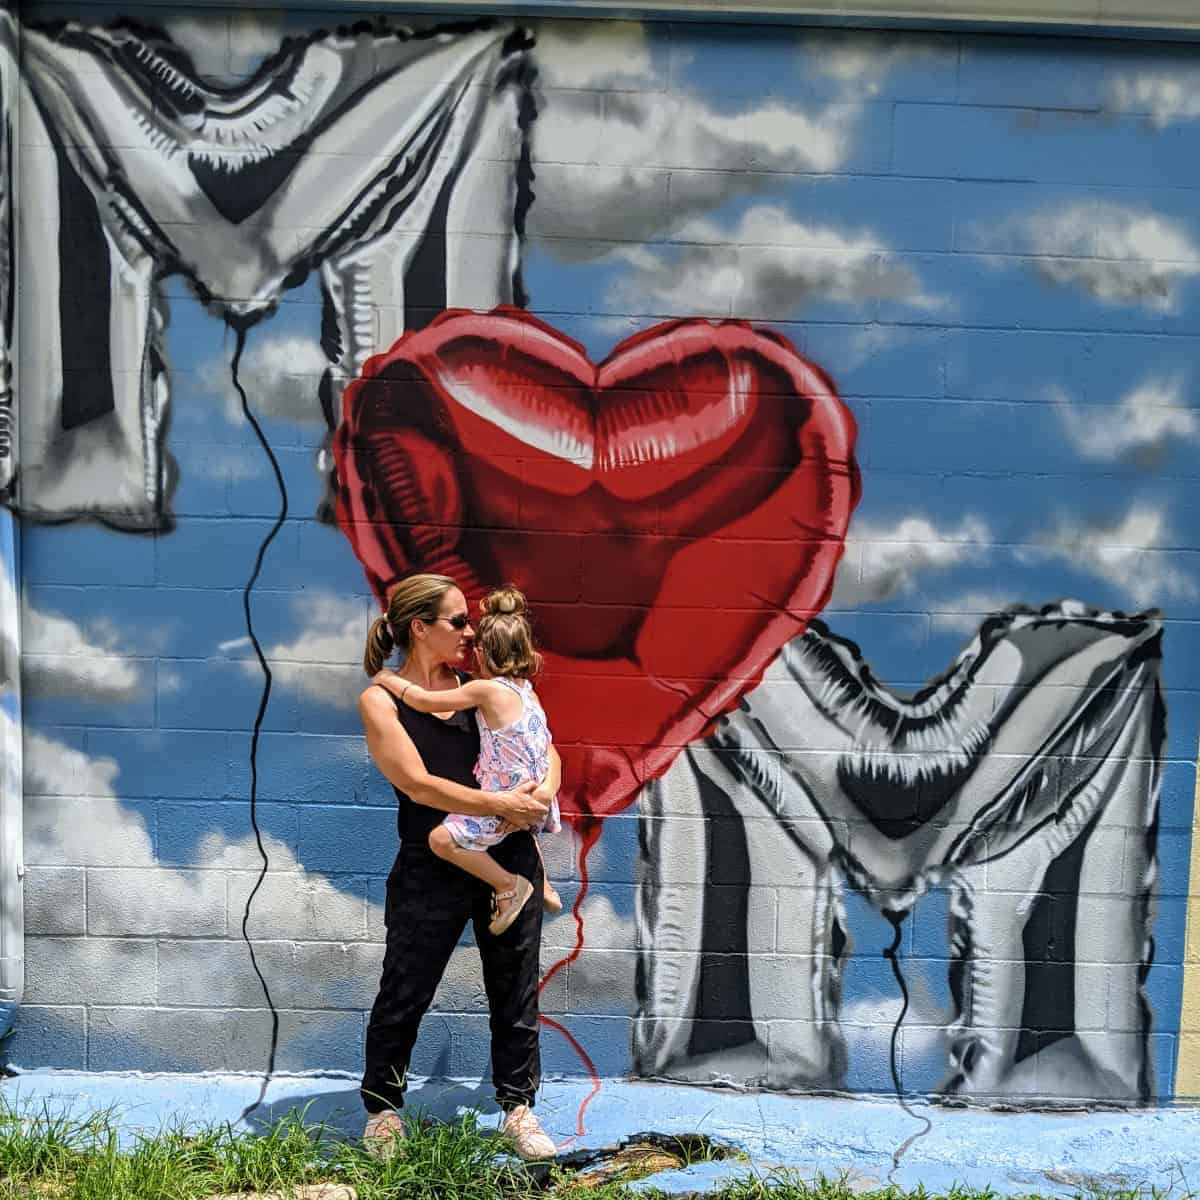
[531,683,561,805]
[359,687,549,827]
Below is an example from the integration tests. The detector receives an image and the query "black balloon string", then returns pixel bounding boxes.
[231,324,286,1122]
[882,909,933,1174]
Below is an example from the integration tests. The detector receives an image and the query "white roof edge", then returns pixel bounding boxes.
[129,0,1200,37]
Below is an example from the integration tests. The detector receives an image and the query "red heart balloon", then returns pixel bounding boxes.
[333,307,859,825]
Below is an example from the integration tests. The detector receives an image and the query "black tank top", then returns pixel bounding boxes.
[385,684,481,844]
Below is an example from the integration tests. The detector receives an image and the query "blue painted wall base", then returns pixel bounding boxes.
[3,1071,1200,1196]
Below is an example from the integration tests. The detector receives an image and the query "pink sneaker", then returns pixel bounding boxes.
[363,1109,406,1160]
[502,1104,556,1160]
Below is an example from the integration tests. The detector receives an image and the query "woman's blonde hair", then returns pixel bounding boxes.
[363,573,458,675]
[475,585,543,680]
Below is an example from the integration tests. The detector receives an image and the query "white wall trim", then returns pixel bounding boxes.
[109,0,1200,38]
[414,1,1200,33]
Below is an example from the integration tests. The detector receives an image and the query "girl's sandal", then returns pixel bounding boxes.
[542,885,563,915]
[489,876,535,936]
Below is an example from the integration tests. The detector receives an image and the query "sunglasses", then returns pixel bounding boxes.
[432,613,471,631]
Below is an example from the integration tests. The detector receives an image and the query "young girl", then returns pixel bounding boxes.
[374,586,562,935]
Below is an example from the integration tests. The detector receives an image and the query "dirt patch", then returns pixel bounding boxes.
[526,1131,741,1190]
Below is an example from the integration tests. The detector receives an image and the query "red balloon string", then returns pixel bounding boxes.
[539,818,601,992]
[538,817,604,1138]
[538,1013,601,1142]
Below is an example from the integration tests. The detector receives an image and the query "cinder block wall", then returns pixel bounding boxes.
[8,3,1200,1108]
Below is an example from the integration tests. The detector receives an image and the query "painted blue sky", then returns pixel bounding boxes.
[13,10,1200,1090]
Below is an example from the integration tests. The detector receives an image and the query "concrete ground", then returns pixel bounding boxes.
[2,1071,1199,1196]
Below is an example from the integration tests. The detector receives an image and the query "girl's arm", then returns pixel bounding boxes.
[372,672,496,715]
[358,687,548,827]
[534,744,562,807]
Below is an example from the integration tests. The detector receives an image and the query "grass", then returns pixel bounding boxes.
[0,1100,1181,1200]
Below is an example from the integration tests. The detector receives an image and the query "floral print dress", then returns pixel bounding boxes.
[441,677,562,850]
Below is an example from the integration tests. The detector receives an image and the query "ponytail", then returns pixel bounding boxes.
[363,616,394,675]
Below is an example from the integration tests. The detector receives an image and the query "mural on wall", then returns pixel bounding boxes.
[0,509,20,1032]
[5,12,531,524]
[0,0,20,1038]
[4,4,1197,1112]
[637,606,1164,1102]
[331,306,860,828]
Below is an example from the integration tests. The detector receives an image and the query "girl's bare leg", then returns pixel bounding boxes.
[429,824,514,891]
[534,837,563,914]
[429,825,533,934]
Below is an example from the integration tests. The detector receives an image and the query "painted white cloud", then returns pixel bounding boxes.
[831,515,992,608]
[545,890,638,1018]
[23,725,118,798]
[1053,375,1198,464]
[838,987,948,1072]
[20,606,145,703]
[22,726,385,1071]
[156,13,229,75]
[540,825,638,1018]
[199,446,275,484]
[225,12,290,78]
[22,726,600,1040]
[1109,70,1200,126]
[529,26,924,259]
[930,591,1021,635]
[982,202,1200,312]
[537,21,930,96]
[23,727,155,868]
[544,886,635,953]
[530,94,851,259]
[237,592,369,708]
[533,19,661,89]
[533,22,840,171]
[202,334,328,427]
[836,324,908,373]
[1028,503,1197,610]
[0,553,17,693]
[160,11,288,82]
[24,723,380,961]
[806,29,930,95]
[606,206,941,319]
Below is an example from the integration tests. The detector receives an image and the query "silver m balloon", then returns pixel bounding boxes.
[635,602,1163,1105]
[3,11,530,525]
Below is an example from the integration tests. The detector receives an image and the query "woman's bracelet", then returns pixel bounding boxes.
[398,682,411,703]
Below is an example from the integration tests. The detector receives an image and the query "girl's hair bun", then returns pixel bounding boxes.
[480,585,527,617]
[475,585,541,678]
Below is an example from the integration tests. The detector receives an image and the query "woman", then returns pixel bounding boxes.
[357,573,559,1160]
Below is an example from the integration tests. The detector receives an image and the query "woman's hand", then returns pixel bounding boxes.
[491,781,549,830]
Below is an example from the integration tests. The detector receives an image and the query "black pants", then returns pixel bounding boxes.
[361,830,543,1113]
